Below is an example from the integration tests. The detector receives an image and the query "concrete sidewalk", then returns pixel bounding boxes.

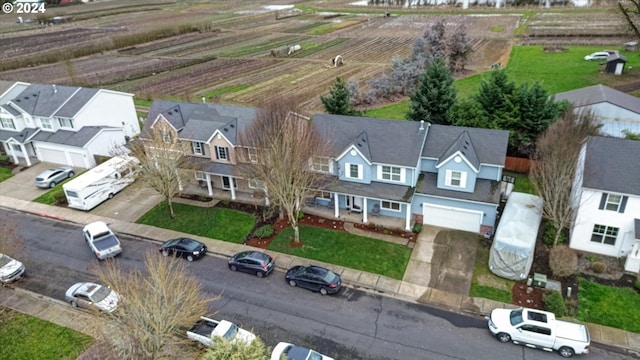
[0,194,638,356]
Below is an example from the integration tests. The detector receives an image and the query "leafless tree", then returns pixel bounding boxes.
[202,336,270,360]
[122,125,197,219]
[92,250,215,360]
[529,107,602,246]
[619,0,640,40]
[237,97,333,244]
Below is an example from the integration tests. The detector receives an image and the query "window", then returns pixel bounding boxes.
[247,147,258,163]
[445,170,466,188]
[161,130,172,143]
[194,171,206,181]
[598,193,628,213]
[58,118,73,129]
[345,163,362,179]
[605,194,622,211]
[450,171,461,186]
[381,165,402,181]
[381,201,401,211]
[591,224,619,245]
[40,118,53,130]
[215,146,228,161]
[315,191,332,199]
[248,179,265,189]
[192,141,204,156]
[311,157,332,173]
[0,117,15,129]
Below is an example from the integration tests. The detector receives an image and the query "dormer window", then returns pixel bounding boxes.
[215,146,229,161]
[446,170,467,188]
[345,163,362,180]
[0,116,15,130]
[41,118,53,130]
[58,117,73,129]
[192,141,204,156]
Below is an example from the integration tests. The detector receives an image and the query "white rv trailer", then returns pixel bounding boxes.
[63,156,139,211]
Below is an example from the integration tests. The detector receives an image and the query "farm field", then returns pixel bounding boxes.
[0,0,633,113]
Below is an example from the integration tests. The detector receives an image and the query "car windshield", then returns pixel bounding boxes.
[223,323,239,340]
[93,234,119,250]
[510,309,524,326]
[0,256,11,267]
[181,240,200,251]
[320,269,337,283]
[89,286,112,303]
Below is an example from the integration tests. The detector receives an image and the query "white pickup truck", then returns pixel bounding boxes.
[186,316,256,348]
[487,307,590,358]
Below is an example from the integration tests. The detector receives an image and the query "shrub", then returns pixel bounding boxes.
[544,291,567,317]
[549,245,578,277]
[585,254,599,263]
[252,225,274,239]
[543,222,567,246]
[412,223,423,233]
[297,211,304,220]
[591,262,606,274]
[635,281,640,291]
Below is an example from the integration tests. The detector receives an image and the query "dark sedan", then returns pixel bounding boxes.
[159,237,207,262]
[285,265,341,295]
[228,250,275,278]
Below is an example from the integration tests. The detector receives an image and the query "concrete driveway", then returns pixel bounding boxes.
[0,162,161,223]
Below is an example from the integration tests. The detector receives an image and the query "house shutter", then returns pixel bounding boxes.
[619,196,628,213]
[598,193,608,210]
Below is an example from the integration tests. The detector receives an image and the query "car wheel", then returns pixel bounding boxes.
[288,280,297,287]
[162,250,169,257]
[496,333,511,343]
[49,181,56,188]
[256,271,264,278]
[186,255,194,262]
[558,347,574,358]
[108,193,114,199]
[70,301,78,308]
[230,265,237,271]
[68,171,74,178]
[320,287,328,295]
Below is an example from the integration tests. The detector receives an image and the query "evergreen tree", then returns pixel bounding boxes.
[448,99,490,128]
[474,69,516,120]
[406,58,456,124]
[321,77,361,115]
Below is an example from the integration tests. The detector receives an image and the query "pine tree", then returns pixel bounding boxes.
[321,77,361,116]
[406,58,456,124]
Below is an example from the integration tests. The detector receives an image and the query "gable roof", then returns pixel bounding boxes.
[10,84,81,117]
[55,87,99,117]
[31,126,109,147]
[436,130,480,171]
[312,114,427,167]
[581,136,640,196]
[422,125,509,166]
[554,84,640,115]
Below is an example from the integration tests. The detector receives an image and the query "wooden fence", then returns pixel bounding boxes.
[505,156,531,173]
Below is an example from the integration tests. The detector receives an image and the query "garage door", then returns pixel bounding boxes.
[423,204,482,233]
[68,151,87,168]
[38,148,67,165]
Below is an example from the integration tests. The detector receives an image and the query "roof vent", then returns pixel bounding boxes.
[167,111,173,115]
[357,143,362,147]
[53,84,57,93]
[223,127,228,132]
[230,124,235,128]
[362,138,366,143]
[419,119,425,131]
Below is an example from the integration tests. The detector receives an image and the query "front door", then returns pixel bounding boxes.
[346,196,363,213]
[221,176,237,190]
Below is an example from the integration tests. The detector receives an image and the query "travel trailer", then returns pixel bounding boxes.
[63,156,139,211]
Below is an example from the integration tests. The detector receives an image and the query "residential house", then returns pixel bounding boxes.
[0,81,139,168]
[554,84,640,138]
[570,136,640,272]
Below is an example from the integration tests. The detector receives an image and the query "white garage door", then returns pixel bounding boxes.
[423,204,482,233]
[38,148,67,165]
[68,151,87,168]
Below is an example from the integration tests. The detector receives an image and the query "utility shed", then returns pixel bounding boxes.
[489,192,543,280]
[605,54,627,75]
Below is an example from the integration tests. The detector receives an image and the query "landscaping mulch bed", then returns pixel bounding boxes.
[353,222,417,242]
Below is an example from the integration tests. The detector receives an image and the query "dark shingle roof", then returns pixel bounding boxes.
[325,177,415,203]
[554,84,640,115]
[55,87,99,117]
[0,103,21,116]
[31,126,105,147]
[0,128,40,143]
[422,125,509,166]
[11,84,80,117]
[415,172,501,204]
[582,136,640,196]
[312,114,427,167]
[190,156,234,176]
[436,131,480,170]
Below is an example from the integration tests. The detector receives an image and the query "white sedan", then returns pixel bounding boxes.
[83,221,122,260]
[271,342,334,360]
[0,253,25,283]
[65,282,119,313]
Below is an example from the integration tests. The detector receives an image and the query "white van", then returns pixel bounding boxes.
[63,156,139,211]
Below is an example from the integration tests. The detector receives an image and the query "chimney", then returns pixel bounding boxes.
[201,97,205,103]
[419,120,425,132]
[52,84,57,94]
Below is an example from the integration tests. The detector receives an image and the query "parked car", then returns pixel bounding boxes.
[0,253,25,283]
[583,51,611,61]
[228,250,275,278]
[159,237,207,262]
[271,342,334,360]
[83,221,122,260]
[35,166,75,188]
[285,265,341,295]
[65,282,119,313]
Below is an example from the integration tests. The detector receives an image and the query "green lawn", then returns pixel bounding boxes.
[137,202,255,244]
[32,171,85,205]
[469,242,514,303]
[0,308,92,360]
[268,225,411,280]
[0,167,12,182]
[578,278,640,333]
[503,171,536,195]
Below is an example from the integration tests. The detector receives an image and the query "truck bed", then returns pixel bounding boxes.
[556,320,590,343]
[188,318,218,336]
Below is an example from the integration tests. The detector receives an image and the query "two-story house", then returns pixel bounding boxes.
[0,81,139,168]
[570,136,640,271]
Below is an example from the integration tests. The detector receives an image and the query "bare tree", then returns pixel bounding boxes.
[237,97,333,244]
[619,0,640,40]
[93,251,215,360]
[529,107,602,246]
[124,125,197,219]
[202,336,270,360]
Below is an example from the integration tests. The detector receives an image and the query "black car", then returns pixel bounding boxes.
[228,251,275,278]
[159,237,207,262]
[285,265,341,295]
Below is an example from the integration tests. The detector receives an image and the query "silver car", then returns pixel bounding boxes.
[0,253,25,283]
[83,221,122,260]
[65,282,119,313]
[35,166,75,188]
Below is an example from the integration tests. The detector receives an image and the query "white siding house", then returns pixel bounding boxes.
[570,137,640,271]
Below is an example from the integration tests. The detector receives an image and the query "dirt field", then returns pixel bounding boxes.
[0,0,629,113]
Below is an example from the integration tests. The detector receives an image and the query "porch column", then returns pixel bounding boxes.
[362,197,368,224]
[333,193,339,218]
[405,205,411,231]
[264,188,270,206]
[178,176,183,192]
[19,143,31,166]
[229,177,236,200]
[205,173,213,196]
[8,142,18,164]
